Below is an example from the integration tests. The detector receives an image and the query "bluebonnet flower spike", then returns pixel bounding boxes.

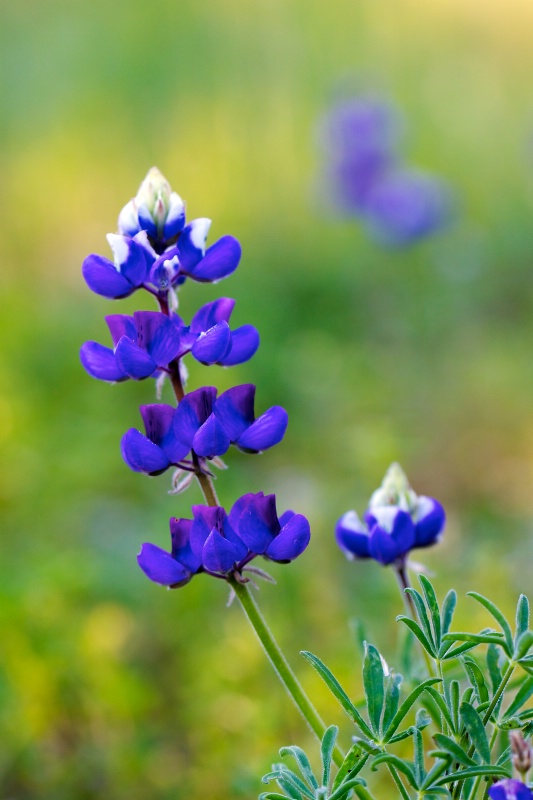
[336,462,445,566]
[137,493,311,587]
[488,780,533,800]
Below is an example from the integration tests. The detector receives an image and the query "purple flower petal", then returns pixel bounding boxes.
[368,508,415,564]
[235,493,279,553]
[118,200,141,237]
[106,314,137,346]
[177,219,211,272]
[192,413,231,457]
[191,322,232,364]
[218,325,260,366]
[190,298,235,332]
[202,529,239,574]
[132,311,181,366]
[80,342,127,382]
[115,337,158,379]
[107,232,153,287]
[236,406,288,452]
[266,514,311,562]
[140,404,176,446]
[136,204,158,238]
[414,496,446,548]
[214,384,256,440]
[185,236,241,282]
[172,387,217,449]
[163,193,186,239]
[82,254,134,299]
[190,506,225,557]
[137,543,192,586]
[335,511,370,559]
[121,429,170,474]
[368,526,404,565]
[169,518,202,573]
[489,780,533,800]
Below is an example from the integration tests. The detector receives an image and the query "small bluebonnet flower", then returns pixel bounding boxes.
[121,385,288,474]
[80,299,260,382]
[336,463,445,566]
[137,492,311,587]
[488,779,533,800]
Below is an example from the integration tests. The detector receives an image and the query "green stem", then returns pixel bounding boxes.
[230,577,344,768]
[387,764,411,800]
[466,726,499,800]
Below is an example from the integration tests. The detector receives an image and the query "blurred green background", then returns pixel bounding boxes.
[2,0,533,796]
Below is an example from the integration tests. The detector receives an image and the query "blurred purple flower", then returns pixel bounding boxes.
[121,385,288,475]
[488,780,533,800]
[336,463,445,566]
[137,492,311,586]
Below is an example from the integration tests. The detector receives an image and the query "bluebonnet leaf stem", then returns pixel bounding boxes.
[229,576,345,769]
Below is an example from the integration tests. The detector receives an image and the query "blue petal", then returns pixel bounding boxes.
[80,342,127,382]
[190,506,225,558]
[172,387,217,449]
[169,518,202,573]
[136,204,158,238]
[190,298,235,332]
[414,497,446,548]
[266,514,311,562]
[139,403,176,446]
[163,193,186,239]
[202,529,239,574]
[488,780,533,800]
[107,233,153,287]
[214,384,256,440]
[82,254,134,298]
[121,429,170,474]
[132,311,181,365]
[177,218,211,271]
[218,325,260,366]
[368,526,403,565]
[115,337,157,379]
[117,200,141,237]
[106,314,137,347]
[236,406,288,452]
[137,543,192,586]
[335,511,370,559]
[368,508,415,564]
[192,413,231,457]
[191,322,232,364]
[186,236,242,282]
[235,493,279,554]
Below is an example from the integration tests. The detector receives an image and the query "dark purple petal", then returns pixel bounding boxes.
[82,254,134,298]
[190,506,225,557]
[192,413,231,457]
[368,526,404,565]
[191,322,232,364]
[279,510,296,527]
[190,298,236,332]
[169,518,202,573]
[214,384,256,440]
[335,511,370,559]
[108,232,154,286]
[163,193,186,239]
[236,406,288,452]
[185,236,242,282]
[266,514,311,562]
[235,493,280,553]
[218,325,260,366]
[228,493,257,530]
[121,429,170,474]
[177,219,211,272]
[105,314,137,346]
[80,342,127,382]
[115,337,157,379]
[172,387,217,449]
[414,496,446,548]
[488,780,533,800]
[137,543,192,586]
[202,529,239,574]
[132,311,181,365]
[368,508,415,564]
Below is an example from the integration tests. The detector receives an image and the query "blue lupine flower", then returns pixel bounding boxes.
[336,463,445,566]
[80,299,260,382]
[488,779,533,800]
[121,385,288,475]
[137,492,311,587]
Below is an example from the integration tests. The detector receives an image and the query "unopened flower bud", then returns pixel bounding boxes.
[511,730,532,775]
[117,167,186,246]
[368,462,417,514]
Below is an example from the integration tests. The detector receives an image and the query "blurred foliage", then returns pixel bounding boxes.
[1,0,533,796]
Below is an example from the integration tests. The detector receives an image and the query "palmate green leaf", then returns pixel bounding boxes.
[260,793,295,800]
[420,757,450,791]
[419,575,442,647]
[263,766,314,800]
[516,595,530,641]
[460,701,490,763]
[425,687,455,733]
[440,641,477,660]
[382,673,402,733]
[412,727,425,786]
[462,655,489,704]
[467,593,514,656]
[487,643,503,693]
[515,630,533,660]
[397,615,436,657]
[450,680,460,732]
[421,691,448,729]
[363,643,384,735]
[442,631,508,650]
[502,675,533,719]
[371,753,417,789]
[432,734,476,767]
[321,726,338,789]
[383,678,441,742]
[405,588,436,650]
[300,652,374,739]
[328,777,366,800]
[434,764,510,786]
[441,589,457,636]
[279,746,318,792]
[331,745,367,792]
